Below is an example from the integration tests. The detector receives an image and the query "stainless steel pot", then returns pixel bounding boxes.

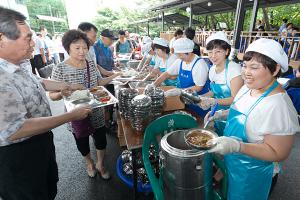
[160,130,213,200]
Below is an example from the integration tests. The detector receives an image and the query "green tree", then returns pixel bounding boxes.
[93,0,162,37]
[26,0,68,35]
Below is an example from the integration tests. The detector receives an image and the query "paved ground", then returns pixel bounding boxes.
[49,99,300,200]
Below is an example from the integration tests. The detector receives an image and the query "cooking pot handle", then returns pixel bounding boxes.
[159,151,166,168]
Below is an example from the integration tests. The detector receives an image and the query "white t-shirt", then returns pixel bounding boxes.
[232,85,300,143]
[33,37,43,55]
[87,47,102,78]
[154,54,178,70]
[167,55,209,86]
[169,37,176,49]
[209,61,242,89]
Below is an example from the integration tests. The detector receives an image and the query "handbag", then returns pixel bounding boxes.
[39,63,54,78]
[71,60,95,138]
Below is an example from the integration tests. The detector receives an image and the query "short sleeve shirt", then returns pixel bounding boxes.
[167,55,209,86]
[232,85,300,143]
[51,60,105,128]
[0,59,51,146]
[209,61,241,89]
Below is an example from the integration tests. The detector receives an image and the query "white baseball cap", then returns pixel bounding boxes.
[245,38,288,72]
[153,37,169,47]
[141,42,152,54]
[142,36,152,44]
[205,31,230,46]
[173,38,194,53]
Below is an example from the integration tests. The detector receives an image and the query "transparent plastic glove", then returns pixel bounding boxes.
[204,109,228,125]
[199,97,217,110]
[165,88,182,97]
[207,136,241,155]
[145,83,155,91]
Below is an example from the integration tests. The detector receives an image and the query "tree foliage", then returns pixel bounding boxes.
[93,0,162,37]
[26,0,68,34]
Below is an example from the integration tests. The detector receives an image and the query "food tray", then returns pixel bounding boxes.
[184,128,218,150]
[64,86,118,112]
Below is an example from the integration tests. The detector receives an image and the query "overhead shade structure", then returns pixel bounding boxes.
[150,0,300,15]
[36,15,66,23]
[129,13,199,27]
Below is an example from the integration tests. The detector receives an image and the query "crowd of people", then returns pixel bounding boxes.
[0,6,300,200]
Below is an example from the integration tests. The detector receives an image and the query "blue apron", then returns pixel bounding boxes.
[94,40,114,71]
[118,40,131,54]
[224,81,279,200]
[159,55,178,86]
[177,57,210,118]
[210,59,231,136]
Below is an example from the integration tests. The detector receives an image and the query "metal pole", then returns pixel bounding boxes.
[189,4,193,27]
[147,21,150,36]
[249,0,259,32]
[48,5,55,34]
[231,0,246,61]
[162,11,165,32]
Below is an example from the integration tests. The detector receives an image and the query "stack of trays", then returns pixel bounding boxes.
[118,88,139,120]
[130,94,152,132]
[145,86,165,119]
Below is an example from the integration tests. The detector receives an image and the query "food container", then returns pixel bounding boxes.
[184,129,218,150]
[160,130,213,200]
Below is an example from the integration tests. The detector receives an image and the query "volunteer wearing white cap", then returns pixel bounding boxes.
[144,38,178,86]
[154,37,209,93]
[207,38,300,200]
[142,36,152,45]
[200,32,244,136]
[154,37,210,118]
[137,42,156,71]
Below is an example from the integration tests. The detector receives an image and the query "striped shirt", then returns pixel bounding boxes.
[51,59,105,128]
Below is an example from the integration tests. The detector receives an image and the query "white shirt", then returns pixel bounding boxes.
[167,55,209,86]
[209,61,241,89]
[0,59,51,146]
[154,54,178,70]
[232,85,300,143]
[33,36,43,55]
[169,37,176,49]
[87,47,102,78]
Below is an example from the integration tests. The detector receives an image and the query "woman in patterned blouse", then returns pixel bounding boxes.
[49,30,119,179]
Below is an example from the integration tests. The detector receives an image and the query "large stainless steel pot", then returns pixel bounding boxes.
[160,130,213,200]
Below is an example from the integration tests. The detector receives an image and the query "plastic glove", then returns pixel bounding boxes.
[165,88,182,97]
[199,97,217,110]
[145,83,155,90]
[207,136,241,155]
[204,109,228,125]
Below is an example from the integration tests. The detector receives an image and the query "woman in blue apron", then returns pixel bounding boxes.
[154,38,210,118]
[200,32,244,135]
[207,39,300,200]
[144,38,178,86]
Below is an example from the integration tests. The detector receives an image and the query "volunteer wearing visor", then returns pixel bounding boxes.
[207,38,300,200]
[144,38,178,86]
[201,32,244,136]
[154,37,209,93]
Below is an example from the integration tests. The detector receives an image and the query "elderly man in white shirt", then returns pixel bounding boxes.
[0,7,91,200]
